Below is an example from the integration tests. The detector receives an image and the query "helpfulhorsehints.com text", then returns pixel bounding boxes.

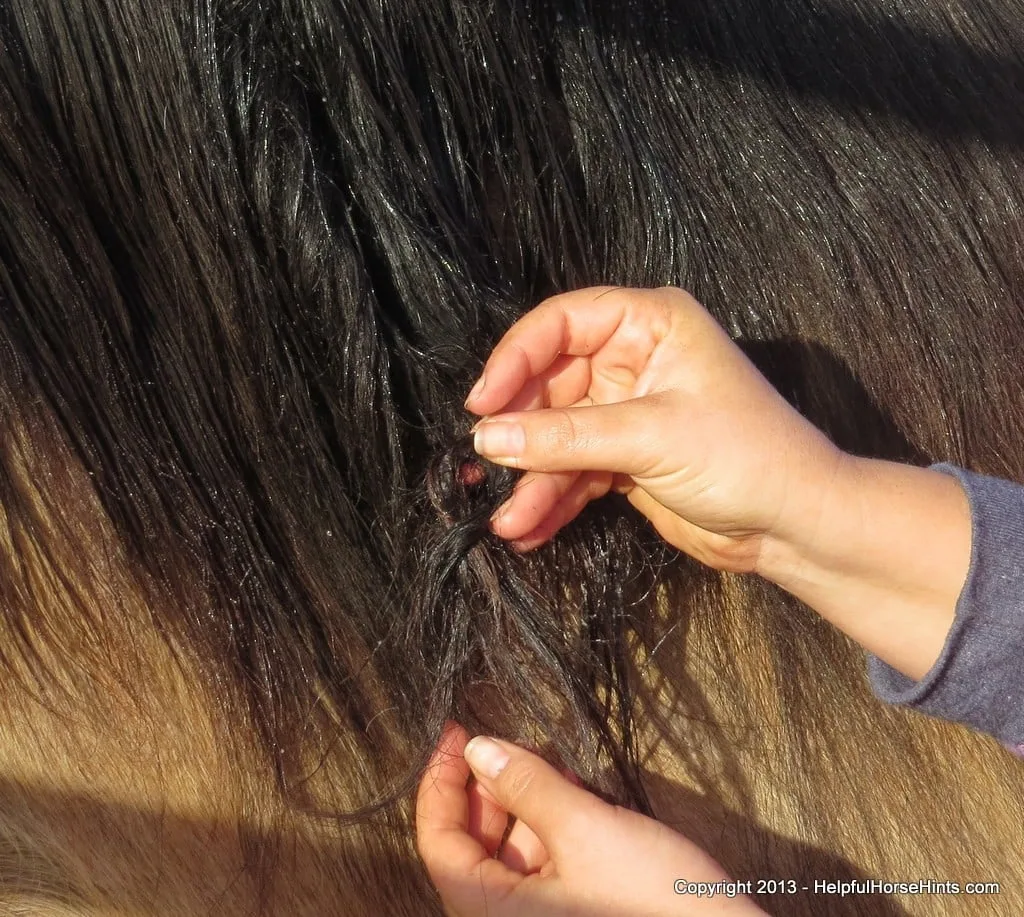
[673,879,1001,899]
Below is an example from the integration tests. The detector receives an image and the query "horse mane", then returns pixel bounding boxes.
[0,1,1021,914]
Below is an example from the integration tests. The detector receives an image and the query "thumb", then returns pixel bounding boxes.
[463,736,609,860]
[472,396,671,476]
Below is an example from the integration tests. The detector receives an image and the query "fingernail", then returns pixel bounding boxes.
[465,373,487,406]
[474,421,525,458]
[464,737,510,779]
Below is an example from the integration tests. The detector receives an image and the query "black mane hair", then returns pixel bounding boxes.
[0,1,1023,914]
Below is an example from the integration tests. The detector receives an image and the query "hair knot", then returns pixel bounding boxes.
[425,436,516,528]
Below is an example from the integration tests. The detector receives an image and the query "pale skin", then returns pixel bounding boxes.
[416,722,766,917]
[415,285,973,917]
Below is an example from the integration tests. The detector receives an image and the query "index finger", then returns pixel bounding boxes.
[415,722,488,877]
[466,286,630,415]
[416,724,523,911]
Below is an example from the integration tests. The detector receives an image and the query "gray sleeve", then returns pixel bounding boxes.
[866,463,1024,754]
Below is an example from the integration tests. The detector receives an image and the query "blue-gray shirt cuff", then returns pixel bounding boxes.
[866,463,1024,752]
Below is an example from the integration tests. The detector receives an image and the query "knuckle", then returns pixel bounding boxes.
[504,340,533,376]
[537,289,575,312]
[536,288,587,319]
[641,388,676,417]
[658,284,700,310]
[589,284,632,301]
[546,410,584,456]
[498,762,538,809]
[541,285,628,313]
[657,285,709,331]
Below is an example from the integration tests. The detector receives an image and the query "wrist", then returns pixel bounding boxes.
[753,442,854,585]
[755,453,972,679]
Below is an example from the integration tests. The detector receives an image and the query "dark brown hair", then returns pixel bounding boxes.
[0,1,1021,914]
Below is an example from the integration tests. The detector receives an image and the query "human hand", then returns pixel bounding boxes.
[465,286,843,572]
[416,723,764,916]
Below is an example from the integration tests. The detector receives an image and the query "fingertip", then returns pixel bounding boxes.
[419,723,472,801]
[473,419,526,462]
[459,736,607,861]
[489,499,534,541]
[432,721,471,764]
[464,372,487,408]
[491,504,552,545]
[489,499,513,536]
[464,736,511,781]
[509,535,548,553]
[502,470,611,549]
[494,471,581,542]
[508,515,563,551]
[508,521,560,552]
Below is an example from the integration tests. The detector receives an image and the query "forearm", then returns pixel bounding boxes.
[756,455,972,681]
